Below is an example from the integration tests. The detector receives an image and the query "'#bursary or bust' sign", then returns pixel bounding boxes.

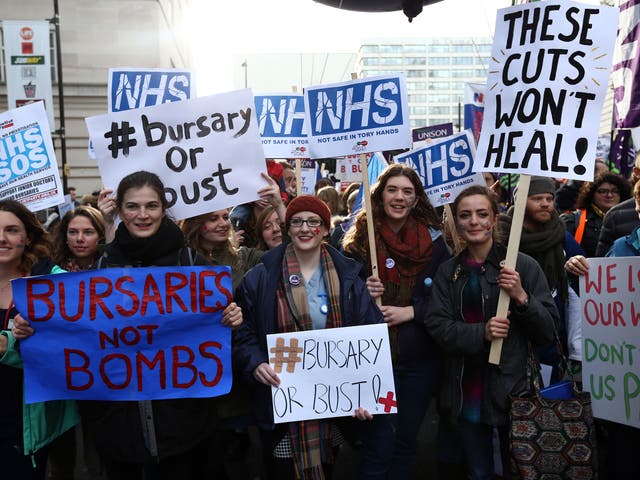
[474,1,618,181]
[303,75,411,158]
[13,267,233,404]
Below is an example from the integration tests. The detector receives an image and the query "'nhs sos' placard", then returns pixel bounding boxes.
[304,75,411,158]
[13,267,233,403]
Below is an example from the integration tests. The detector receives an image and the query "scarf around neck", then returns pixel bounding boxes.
[113,216,186,265]
[504,207,568,300]
[376,216,433,307]
[275,243,342,480]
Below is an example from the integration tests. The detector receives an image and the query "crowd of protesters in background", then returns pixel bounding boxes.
[2,151,640,480]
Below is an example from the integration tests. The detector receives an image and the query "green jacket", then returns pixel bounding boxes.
[1,330,80,456]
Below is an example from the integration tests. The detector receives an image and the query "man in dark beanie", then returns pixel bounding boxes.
[499,176,584,378]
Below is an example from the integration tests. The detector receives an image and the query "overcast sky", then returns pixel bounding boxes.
[187,0,602,93]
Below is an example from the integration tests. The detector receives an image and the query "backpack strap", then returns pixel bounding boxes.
[179,247,196,266]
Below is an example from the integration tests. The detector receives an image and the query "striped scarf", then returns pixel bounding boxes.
[276,243,342,479]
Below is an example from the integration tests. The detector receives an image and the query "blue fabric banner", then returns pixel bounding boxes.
[12,266,232,404]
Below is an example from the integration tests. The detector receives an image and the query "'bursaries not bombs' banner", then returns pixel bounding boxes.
[267,324,396,423]
[86,89,266,220]
[396,130,485,207]
[303,74,411,158]
[475,1,618,181]
[255,93,308,158]
[0,101,64,211]
[580,257,640,428]
[12,267,233,404]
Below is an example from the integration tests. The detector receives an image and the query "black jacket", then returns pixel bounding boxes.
[425,243,558,426]
[233,242,383,428]
[560,207,602,258]
[79,239,218,463]
[595,197,640,256]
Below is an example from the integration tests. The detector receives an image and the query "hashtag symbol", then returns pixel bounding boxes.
[270,337,303,373]
[104,121,137,159]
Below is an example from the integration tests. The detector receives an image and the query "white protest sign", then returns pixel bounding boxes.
[255,93,308,158]
[303,74,411,158]
[0,102,64,211]
[293,158,317,195]
[86,89,266,220]
[395,130,485,206]
[580,257,640,428]
[475,1,619,181]
[267,324,396,423]
[336,153,373,183]
[108,68,195,113]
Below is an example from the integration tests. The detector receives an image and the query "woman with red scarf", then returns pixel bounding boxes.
[343,164,450,479]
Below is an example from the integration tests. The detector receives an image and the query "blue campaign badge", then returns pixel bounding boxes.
[289,274,301,286]
[385,258,395,269]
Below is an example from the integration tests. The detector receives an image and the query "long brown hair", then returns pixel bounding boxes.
[52,206,105,265]
[0,200,52,273]
[342,163,441,259]
[179,210,238,259]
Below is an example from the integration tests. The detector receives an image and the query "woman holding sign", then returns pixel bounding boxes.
[342,163,450,478]
[234,195,383,479]
[70,171,242,480]
[425,186,557,480]
[0,199,79,480]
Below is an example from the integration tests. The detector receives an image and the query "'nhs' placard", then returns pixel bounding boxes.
[304,75,411,159]
[255,93,308,158]
[396,130,485,206]
[109,68,194,113]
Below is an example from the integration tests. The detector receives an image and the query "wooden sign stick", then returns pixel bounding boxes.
[444,204,462,255]
[360,152,381,307]
[489,174,530,365]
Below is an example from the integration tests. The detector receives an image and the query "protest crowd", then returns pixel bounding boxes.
[2,2,640,480]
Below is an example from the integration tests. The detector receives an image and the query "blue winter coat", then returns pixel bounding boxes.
[233,243,384,428]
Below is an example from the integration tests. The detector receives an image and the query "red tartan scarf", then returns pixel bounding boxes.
[376,216,433,307]
[275,243,342,479]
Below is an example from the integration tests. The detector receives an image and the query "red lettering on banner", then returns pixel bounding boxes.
[89,277,114,320]
[120,326,141,346]
[165,272,189,313]
[172,345,197,388]
[100,353,132,389]
[141,275,165,315]
[629,265,637,293]
[189,271,198,312]
[199,271,217,313]
[64,348,93,390]
[114,276,139,316]
[138,324,158,344]
[632,303,640,327]
[99,329,119,349]
[584,265,602,294]
[59,281,84,321]
[214,270,232,310]
[136,350,167,391]
[199,341,223,387]
[606,263,617,293]
[27,279,55,321]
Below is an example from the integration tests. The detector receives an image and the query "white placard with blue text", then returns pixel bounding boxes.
[267,324,397,423]
[303,75,411,158]
[396,130,485,206]
[474,1,618,181]
[86,89,265,220]
[255,93,309,158]
[108,68,194,113]
[0,101,64,211]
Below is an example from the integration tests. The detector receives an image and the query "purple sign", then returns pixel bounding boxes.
[612,1,640,128]
[412,122,454,143]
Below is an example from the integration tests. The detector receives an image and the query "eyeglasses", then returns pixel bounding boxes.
[596,188,620,196]
[289,217,323,228]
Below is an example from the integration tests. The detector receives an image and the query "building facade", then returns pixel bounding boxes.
[0,0,192,194]
[358,37,492,130]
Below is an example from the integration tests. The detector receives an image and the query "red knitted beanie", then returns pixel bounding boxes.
[285,195,331,228]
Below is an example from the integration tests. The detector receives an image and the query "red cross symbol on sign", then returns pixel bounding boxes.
[378,391,397,413]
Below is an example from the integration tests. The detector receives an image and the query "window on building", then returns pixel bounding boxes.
[406,57,427,65]
[379,45,402,53]
[404,45,426,53]
[362,58,379,66]
[407,82,427,90]
[361,45,379,53]
[407,69,426,78]
[409,94,428,103]
[427,94,452,103]
[411,106,428,115]
[428,82,450,90]
[428,57,450,65]
[428,70,451,78]
[451,57,474,65]
[429,106,451,115]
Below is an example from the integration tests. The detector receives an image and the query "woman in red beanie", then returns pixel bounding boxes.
[343,163,451,479]
[234,195,383,479]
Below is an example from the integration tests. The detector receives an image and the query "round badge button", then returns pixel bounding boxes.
[385,258,395,269]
